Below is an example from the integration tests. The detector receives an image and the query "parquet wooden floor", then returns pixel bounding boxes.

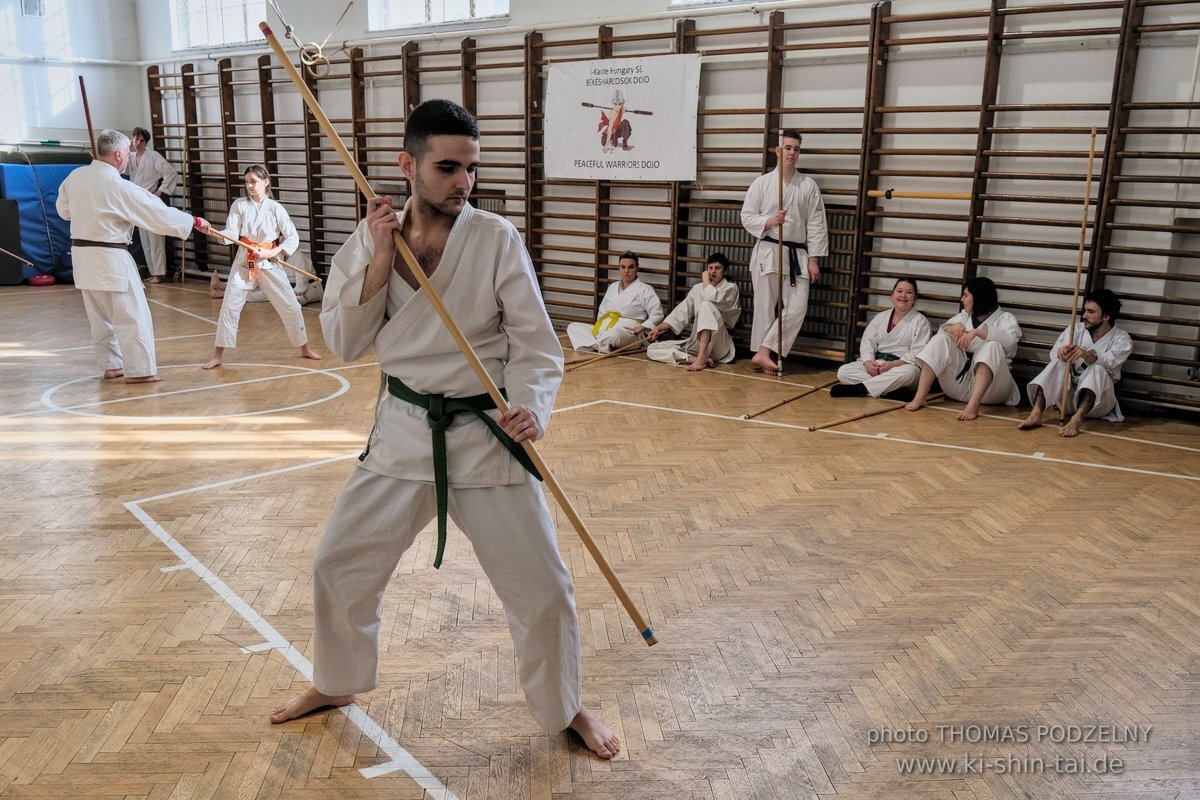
[1,280,1197,799]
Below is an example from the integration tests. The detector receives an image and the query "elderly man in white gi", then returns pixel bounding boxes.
[905,276,1023,421]
[833,277,932,398]
[268,100,621,760]
[741,129,828,376]
[566,250,663,353]
[1018,288,1132,437]
[126,126,180,284]
[57,129,207,383]
[646,252,742,372]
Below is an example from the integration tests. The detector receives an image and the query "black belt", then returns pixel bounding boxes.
[384,374,542,569]
[72,239,129,249]
[762,235,806,286]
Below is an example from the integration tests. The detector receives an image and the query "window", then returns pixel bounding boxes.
[169,0,267,50]
[368,0,509,31]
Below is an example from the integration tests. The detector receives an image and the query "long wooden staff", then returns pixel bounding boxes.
[741,378,838,420]
[78,76,97,158]
[776,130,785,377]
[807,393,943,432]
[565,335,646,373]
[867,189,971,201]
[1059,128,1098,420]
[205,227,322,282]
[0,244,33,266]
[261,22,656,646]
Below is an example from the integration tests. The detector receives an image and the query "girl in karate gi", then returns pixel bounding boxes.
[203,166,321,369]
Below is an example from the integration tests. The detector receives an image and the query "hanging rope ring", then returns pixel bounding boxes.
[299,41,331,78]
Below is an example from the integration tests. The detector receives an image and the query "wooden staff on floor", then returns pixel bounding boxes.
[776,129,785,377]
[1059,128,1098,421]
[565,336,646,373]
[807,393,944,432]
[260,21,657,647]
[78,76,97,159]
[741,378,839,420]
[0,245,33,266]
[204,227,322,282]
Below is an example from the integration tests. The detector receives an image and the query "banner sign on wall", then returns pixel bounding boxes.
[544,54,700,181]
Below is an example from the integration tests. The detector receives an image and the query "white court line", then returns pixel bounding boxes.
[146,297,219,325]
[48,332,216,354]
[567,350,818,389]
[125,457,458,797]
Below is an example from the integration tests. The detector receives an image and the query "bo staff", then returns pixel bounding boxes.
[205,227,322,282]
[807,393,943,432]
[580,102,653,116]
[78,76,97,159]
[740,378,839,420]
[776,130,785,377]
[260,21,657,646]
[0,244,33,266]
[1059,128,1098,420]
[868,189,971,201]
[565,335,646,373]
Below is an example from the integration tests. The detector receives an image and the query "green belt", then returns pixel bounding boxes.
[385,374,543,568]
[876,352,900,362]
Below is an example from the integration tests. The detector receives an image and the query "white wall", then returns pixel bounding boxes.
[0,0,146,145]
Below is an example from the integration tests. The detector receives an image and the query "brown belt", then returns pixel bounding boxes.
[71,239,129,249]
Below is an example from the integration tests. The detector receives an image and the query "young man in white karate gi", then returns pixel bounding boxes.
[126,126,180,284]
[1018,288,1132,437]
[268,100,620,760]
[566,250,663,353]
[57,129,209,383]
[740,129,828,376]
[646,252,742,371]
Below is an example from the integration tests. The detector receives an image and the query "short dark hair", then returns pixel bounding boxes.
[706,252,730,270]
[894,276,920,299]
[403,99,479,161]
[1085,288,1122,323]
[963,276,999,317]
[618,250,639,267]
[780,128,803,144]
[131,126,151,143]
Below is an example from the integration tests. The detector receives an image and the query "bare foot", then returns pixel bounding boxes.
[300,345,322,361]
[750,352,780,377]
[1017,411,1043,430]
[102,368,124,380]
[686,355,715,372]
[124,374,162,384]
[958,402,981,421]
[210,273,225,299]
[145,276,163,285]
[1060,417,1082,438]
[269,686,355,724]
[904,399,925,412]
[202,358,222,370]
[569,707,620,760]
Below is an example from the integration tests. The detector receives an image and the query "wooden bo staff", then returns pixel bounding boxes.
[205,227,321,282]
[868,189,972,201]
[0,244,33,266]
[807,393,944,432]
[78,76,97,159]
[775,131,785,377]
[564,335,646,373]
[740,378,839,420]
[260,21,658,647]
[1059,128,1098,421]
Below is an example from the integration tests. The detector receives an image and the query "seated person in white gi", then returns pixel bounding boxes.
[202,166,321,369]
[832,276,932,398]
[268,99,619,760]
[565,250,663,353]
[1018,288,1132,438]
[646,252,742,372]
[905,276,1023,421]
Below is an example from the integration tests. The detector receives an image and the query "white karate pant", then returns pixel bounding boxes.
[312,468,582,732]
[80,267,157,378]
[914,332,1019,406]
[139,227,166,277]
[836,361,922,397]
[214,263,308,349]
[1027,360,1121,421]
[565,318,641,353]
[646,300,735,365]
[750,268,810,355]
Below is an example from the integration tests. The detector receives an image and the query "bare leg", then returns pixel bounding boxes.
[210,272,225,299]
[1060,389,1095,438]
[124,374,161,384]
[202,346,226,370]
[103,368,124,380]
[750,345,780,376]
[1018,385,1046,430]
[904,361,937,411]
[300,343,322,361]
[569,707,621,760]
[959,363,993,421]
[269,685,356,724]
[686,330,715,372]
